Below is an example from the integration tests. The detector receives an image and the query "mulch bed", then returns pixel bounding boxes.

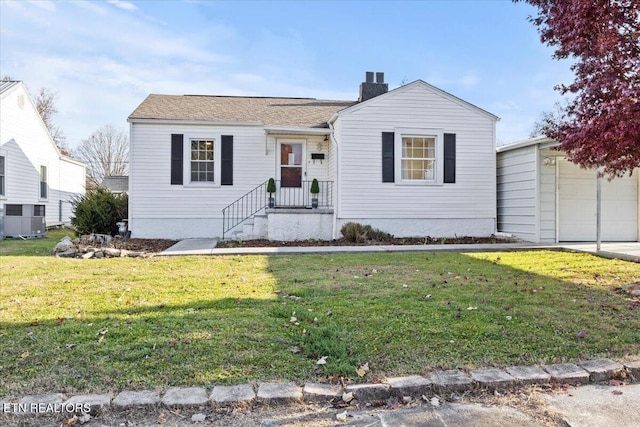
[217,236,516,249]
[113,238,179,253]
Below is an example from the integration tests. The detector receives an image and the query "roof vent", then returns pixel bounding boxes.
[359,71,388,102]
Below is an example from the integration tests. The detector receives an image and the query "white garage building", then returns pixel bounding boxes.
[497,137,639,243]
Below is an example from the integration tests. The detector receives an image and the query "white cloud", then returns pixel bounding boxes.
[107,0,138,12]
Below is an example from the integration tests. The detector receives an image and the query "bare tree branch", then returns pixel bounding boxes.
[74,125,129,186]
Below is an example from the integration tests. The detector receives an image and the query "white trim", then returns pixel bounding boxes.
[183,133,221,187]
[394,127,444,185]
[497,136,557,153]
[128,118,263,126]
[264,126,331,136]
[335,80,499,121]
[59,155,86,167]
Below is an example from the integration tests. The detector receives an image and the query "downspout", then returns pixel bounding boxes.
[328,113,339,239]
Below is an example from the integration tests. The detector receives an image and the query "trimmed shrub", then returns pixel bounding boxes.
[340,222,392,243]
[71,187,128,236]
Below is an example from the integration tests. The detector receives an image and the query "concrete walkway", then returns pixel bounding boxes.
[160,239,640,261]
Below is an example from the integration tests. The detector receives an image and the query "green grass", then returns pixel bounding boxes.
[0,228,73,256]
[1,247,639,398]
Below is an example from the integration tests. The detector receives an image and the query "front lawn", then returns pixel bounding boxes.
[1,249,638,398]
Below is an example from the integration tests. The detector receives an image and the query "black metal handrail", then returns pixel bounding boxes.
[222,180,269,239]
[222,180,334,239]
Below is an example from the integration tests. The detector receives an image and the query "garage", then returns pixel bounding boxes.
[557,159,637,241]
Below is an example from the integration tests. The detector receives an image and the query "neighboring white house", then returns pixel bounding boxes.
[128,72,499,241]
[497,136,639,243]
[0,81,86,238]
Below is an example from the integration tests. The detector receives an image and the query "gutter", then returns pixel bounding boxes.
[328,113,340,240]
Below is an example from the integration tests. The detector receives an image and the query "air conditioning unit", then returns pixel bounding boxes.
[3,204,46,238]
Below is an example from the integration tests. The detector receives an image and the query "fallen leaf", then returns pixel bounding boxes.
[21,351,29,358]
[96,328,108,336]
[342,392,354,403]
[454,312,461,319]
[506,316,512,321]
[612,390,623,395]
[30,321,39,326]
[336,411,347,422]
[56,317,64,324]
[576,330,588,339]
[356,362,370,377]
[609,379,623,386]
[65,415,78,425]
[66,344,76,349]
[467,306,477,310]
[317,356,328,365]
[98,336,105,343]
[431,397,441,407]
[157,413,166,423]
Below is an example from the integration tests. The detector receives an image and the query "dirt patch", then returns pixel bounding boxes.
[112,238,179,253]
[218,235,516,249]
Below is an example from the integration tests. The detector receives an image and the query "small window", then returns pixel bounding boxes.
[401,136,436,181]
[40,165,48,198]
[190,139,214,182]
[6,204,22,216]
[0,155,5,196]
[33,205,46,217]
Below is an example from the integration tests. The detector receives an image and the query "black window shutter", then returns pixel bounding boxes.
[171,134,184,185]
[444,133,456,184]
[221,135,233,185]
[382,132,394,183]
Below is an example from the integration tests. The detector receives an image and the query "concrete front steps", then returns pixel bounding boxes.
[229,208,334,242]
[5,359,639,417]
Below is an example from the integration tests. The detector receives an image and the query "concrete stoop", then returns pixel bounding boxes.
[6,359,638,417]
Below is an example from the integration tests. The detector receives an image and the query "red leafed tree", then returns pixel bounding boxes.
[518,0,640,177]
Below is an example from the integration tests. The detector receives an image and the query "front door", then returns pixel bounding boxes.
[277,140,306,207]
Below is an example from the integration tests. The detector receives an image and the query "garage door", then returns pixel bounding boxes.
[558,160,638,241]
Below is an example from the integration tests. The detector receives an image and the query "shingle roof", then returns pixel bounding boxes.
[100,176,129,193]
[128,95,356,128]
[0,80,20,95]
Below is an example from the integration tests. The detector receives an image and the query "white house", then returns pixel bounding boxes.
[497,136,639,243]
[128,72,499,241]
[0,80,86,238]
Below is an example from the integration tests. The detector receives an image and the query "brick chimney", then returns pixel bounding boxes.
[359,71,388,102]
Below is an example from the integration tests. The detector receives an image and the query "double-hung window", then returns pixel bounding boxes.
[40,165,48,198]
[401,136,436,181]
[190,139,214,183]
[0,155,5,196]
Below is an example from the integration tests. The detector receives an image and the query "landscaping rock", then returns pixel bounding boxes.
[162,387,208,408]
[256,382,302,404]
[624,360,640,380]
[469,368,514,389]
[386,375,432,397]
[93,251,104,259]
[19,393,65,414]
[302,383,342,402]
[345,383,391,402]
[120,249,130,257]
[81,252,94,259]
[128,251,143,258]
[579,359,625,382]
[112,390,160,410]
[209,384,255,405]
[504,365,551,385]
[543,363,590,384]
[429,370,473,393]
[103,248,121,257]
[53,237,74,253]
[64,394,111,413]
[56,249,77,258]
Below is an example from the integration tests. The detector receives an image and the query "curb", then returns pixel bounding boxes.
[3,358,638,417]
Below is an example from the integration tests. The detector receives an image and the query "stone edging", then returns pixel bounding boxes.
[4,358,639,416]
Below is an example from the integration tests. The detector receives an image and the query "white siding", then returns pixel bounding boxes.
[130,123,274,238]
[538,148,559,243]
[334,82,497,237]
[496,146,537,242]
[0,83,85,229]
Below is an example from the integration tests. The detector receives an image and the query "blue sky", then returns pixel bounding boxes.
[0,0,573,148]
